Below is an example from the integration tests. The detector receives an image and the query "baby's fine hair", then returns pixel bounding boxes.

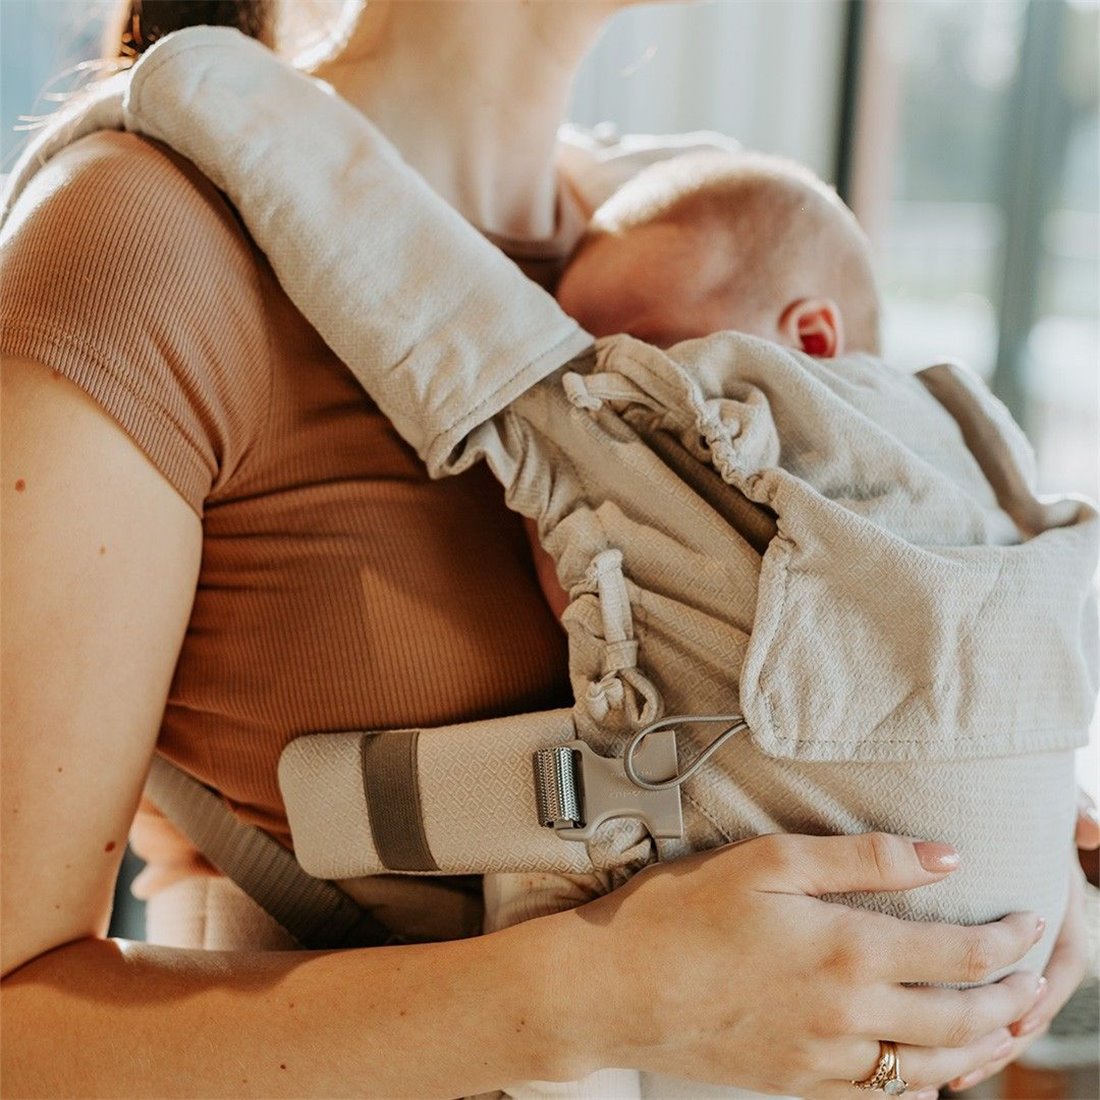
[586,151,882,355]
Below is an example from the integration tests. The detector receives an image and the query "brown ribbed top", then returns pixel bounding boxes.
[1,131,572,893]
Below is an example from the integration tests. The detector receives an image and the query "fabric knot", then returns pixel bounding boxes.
[586,674,625,722]
[621,667,663,727]
[603,639,639,674]
[563,372,603,412]
[586,548,624,587]
[700,419,727,450]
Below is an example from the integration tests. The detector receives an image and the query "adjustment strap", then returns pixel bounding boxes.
[360,730,439,872]
[144,756,395,949]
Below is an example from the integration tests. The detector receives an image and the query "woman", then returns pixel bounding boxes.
[1,2,1092,1096]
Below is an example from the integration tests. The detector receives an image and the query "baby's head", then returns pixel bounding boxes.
[557,151,880,356]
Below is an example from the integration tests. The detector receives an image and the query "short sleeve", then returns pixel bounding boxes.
[0,131,271,515]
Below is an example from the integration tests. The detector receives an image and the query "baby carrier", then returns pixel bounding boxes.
[5,29,1096,979]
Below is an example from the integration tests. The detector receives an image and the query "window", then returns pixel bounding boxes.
[849,0,1099,502]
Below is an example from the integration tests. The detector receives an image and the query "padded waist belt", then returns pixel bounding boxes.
[278,708,684,879]
[279,709,597,878]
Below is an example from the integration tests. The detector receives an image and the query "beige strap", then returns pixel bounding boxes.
[917,362,1053,536]
[144,755,396,948]
[280,709,599,879]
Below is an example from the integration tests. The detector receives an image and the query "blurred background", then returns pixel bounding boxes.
[2,2,1097,1095]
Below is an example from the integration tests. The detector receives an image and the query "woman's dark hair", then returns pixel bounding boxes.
[116,0,276,58]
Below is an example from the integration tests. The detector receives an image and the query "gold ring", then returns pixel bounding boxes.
[852,1040,908,1095]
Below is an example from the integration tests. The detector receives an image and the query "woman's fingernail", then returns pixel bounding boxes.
[953,1069,983,1090]
[993,1037,1014,1060]
[913,1089,938,1100]
[1015,1015,1043,1037]
[1034,975,1049,999]
[913,840,960,872]
[1032,916,1047,943]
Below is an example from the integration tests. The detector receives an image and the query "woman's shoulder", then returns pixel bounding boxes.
[3,128,267,309]
[1,128,273,516]
[7,128,243,238]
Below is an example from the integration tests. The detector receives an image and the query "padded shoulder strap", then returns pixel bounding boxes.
[144,756,396,949]
[3,27,592,474]
[121,27,591,474]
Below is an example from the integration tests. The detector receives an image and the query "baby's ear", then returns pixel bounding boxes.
[778,298,844,358]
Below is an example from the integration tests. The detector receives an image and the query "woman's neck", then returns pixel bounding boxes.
[314,1,620,240]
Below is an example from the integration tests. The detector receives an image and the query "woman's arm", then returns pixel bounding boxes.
[0,356,562,1097]
[1,357,201,976]
[0,356,1051,1099]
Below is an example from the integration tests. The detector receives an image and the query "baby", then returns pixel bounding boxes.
[530,150,882,617]
[557,149,879,353]
[506,155,945,1100]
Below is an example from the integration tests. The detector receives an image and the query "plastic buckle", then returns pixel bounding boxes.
[532,731,683,842]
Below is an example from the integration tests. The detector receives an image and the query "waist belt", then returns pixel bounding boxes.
[145,708,688,945]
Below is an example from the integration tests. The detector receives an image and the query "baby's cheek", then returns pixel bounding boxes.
[557,278,637,340]
[555,263,598,327]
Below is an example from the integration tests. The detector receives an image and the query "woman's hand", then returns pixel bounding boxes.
[548,832,1046,1099]
[943,787,1100,1090]
[1074,787,1100,850]
[946,859,1093,1094]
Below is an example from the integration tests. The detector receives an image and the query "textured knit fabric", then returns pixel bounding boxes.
[478,339,1096,1100]
[0,128,572,932]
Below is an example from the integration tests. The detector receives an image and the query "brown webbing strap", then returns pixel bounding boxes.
[144,755,396,949]
[360,730,440,872]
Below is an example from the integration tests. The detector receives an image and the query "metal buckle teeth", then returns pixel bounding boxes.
[533,746,583,828]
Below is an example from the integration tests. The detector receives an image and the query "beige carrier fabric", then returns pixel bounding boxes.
[145,876,298,951]
[460,336,1093,944]
[469,339,1094,935]
[143,874,483,950]
[475,341,1095,1100]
